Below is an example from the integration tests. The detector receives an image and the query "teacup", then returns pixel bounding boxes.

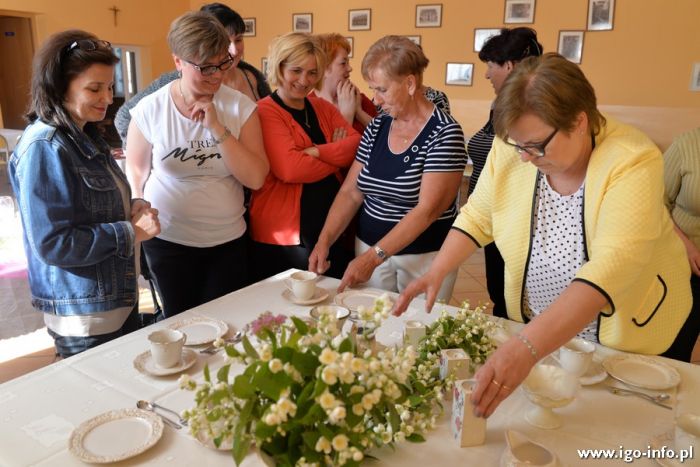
[559,337,595,376]
[285,271,317,300]
[148,329,186,368]
[403,320,426,347]
[309,305,350,330]
[676,413,700,453]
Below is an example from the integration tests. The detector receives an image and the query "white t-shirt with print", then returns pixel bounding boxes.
[131,83,256,247]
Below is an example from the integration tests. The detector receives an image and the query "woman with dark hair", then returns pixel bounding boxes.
[468,27,542,318]
[125,12,268,317]
[8,30,161,358]
[114,3,270,143]
[395,54,694,416]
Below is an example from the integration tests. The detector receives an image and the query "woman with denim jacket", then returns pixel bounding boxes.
[8,30,161,358]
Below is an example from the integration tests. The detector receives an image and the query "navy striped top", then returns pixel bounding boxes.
[355,108,467,254]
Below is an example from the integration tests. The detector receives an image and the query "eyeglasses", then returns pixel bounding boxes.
[184,54,234,76]
[505,128,558,157]
[66,39,112,54]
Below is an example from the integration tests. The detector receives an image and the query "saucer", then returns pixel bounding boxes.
[602,354,680,390]
[169,316,229,346]
[580,360,608,386]
[133,348,197,376]
[282,287,329,305]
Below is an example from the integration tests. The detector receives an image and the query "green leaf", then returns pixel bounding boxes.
[337,337,353,353]
[290,316,309,334]
[232,374,255,399]
[299,403,324,424]
[302,431,321,450]
[233,434,251,465]
[311,379,327,398]
[408,395,423,407]
[388,403,400,434]
[274,346,294,363]
[203,364,211,382]
[296,380,315,407]
[263,328,277,349]
[216,364,230,383]
[242,336,260,359]
[255,421,276,440]
[292,349,320,377]
[406,433,426,443]
[252,364,289,401]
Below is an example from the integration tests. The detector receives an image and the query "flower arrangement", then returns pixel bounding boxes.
[418,301,499,373]
[180,295,446,467]
[180,298,498,465]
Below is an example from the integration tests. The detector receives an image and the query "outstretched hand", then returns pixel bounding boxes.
[337,251,380,293]
[392,271,441,316]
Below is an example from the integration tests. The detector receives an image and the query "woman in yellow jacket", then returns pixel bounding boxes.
[394,53,693,418]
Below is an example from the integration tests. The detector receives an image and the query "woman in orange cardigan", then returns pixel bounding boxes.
[249,33,361,280]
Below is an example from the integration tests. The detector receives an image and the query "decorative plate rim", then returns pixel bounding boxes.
[602,354,681,390]
[68,408,163,463]
[168,316,229,345]
[334,289,387,311]
[133,348,198,376]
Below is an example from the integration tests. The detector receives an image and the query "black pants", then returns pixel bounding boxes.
[250,240,353,282]
[48,303,140,358]
[661,273,700,362]
[485,242,507,318]
[142,235,249,318]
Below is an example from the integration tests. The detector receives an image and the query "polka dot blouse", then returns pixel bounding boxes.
[523,173,598,341]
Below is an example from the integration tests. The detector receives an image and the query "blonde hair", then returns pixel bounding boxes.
[493,53,606,138]
[167,11,230,63]
[361,35,428,86]
[266,32,326,88]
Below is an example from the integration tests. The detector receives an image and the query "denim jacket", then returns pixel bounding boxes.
[8,120,137,316]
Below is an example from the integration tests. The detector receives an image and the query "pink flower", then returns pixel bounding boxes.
[249,311,287,337]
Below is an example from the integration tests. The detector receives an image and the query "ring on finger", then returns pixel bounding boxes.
[491,379,502,388]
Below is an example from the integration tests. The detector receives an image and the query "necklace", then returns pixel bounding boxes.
[302,105,310,128]
[178,79,191,107]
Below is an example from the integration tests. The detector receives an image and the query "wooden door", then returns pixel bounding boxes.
[0,16,33,130]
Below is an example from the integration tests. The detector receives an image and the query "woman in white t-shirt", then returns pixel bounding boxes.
[125,11,268,317]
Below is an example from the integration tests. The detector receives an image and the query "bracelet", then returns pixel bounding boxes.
[213,126,231,145]
[373,245,388,262]
[515,333,539,361]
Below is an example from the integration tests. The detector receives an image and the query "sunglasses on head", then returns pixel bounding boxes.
[66,39,112,54]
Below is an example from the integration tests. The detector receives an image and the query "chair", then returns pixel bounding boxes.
[0,134,9,165]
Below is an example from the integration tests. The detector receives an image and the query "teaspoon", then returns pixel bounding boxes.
[136,400,186,427]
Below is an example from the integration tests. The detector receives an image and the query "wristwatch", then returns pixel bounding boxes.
[373,245,388,262]
[213,126,232,145]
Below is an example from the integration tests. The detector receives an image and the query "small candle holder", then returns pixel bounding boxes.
[439,349,471,400]
[403,320,426,347]
[451,379,486,447]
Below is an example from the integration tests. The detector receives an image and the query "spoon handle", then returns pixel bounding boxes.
[153,402,188,426]
[158,414,182,429]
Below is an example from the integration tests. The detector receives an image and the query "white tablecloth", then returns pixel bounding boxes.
[0,270,697,466]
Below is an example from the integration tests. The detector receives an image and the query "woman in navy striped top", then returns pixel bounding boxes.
[309,36,467,299]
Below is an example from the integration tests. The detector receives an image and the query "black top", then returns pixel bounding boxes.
[467,110,496,195]
[270,91,340,247]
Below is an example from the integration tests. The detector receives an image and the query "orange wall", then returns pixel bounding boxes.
[0,0,190,83]
[191,0,700,148]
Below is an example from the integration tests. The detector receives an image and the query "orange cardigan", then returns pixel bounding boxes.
[250,94,361,245]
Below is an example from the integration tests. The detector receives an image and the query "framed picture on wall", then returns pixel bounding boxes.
[587,0,615,31]
[473,28,501,52]
[691,63,700,91]
[404,35,422,46]
[416,4,442,28]
[243,18,256,37]
[293,13,312,33]
[445,63,474,86]
[504,0,535,24]
[558,31,584,64]
[345,36,354,58]
[261,57,269,78]
[349,9,371,31]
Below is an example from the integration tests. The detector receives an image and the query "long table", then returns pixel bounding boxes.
[0,270,697,466]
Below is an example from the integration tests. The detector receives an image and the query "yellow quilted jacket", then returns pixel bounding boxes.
[455,117,691,354]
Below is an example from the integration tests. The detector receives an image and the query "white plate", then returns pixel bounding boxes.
[133,348,197,376]
[282,287,329,305]
[602,354,681,390]
[68,408,163,463]
[334,289,387,313]
[169,316,228,345]
[579,359,608,386]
